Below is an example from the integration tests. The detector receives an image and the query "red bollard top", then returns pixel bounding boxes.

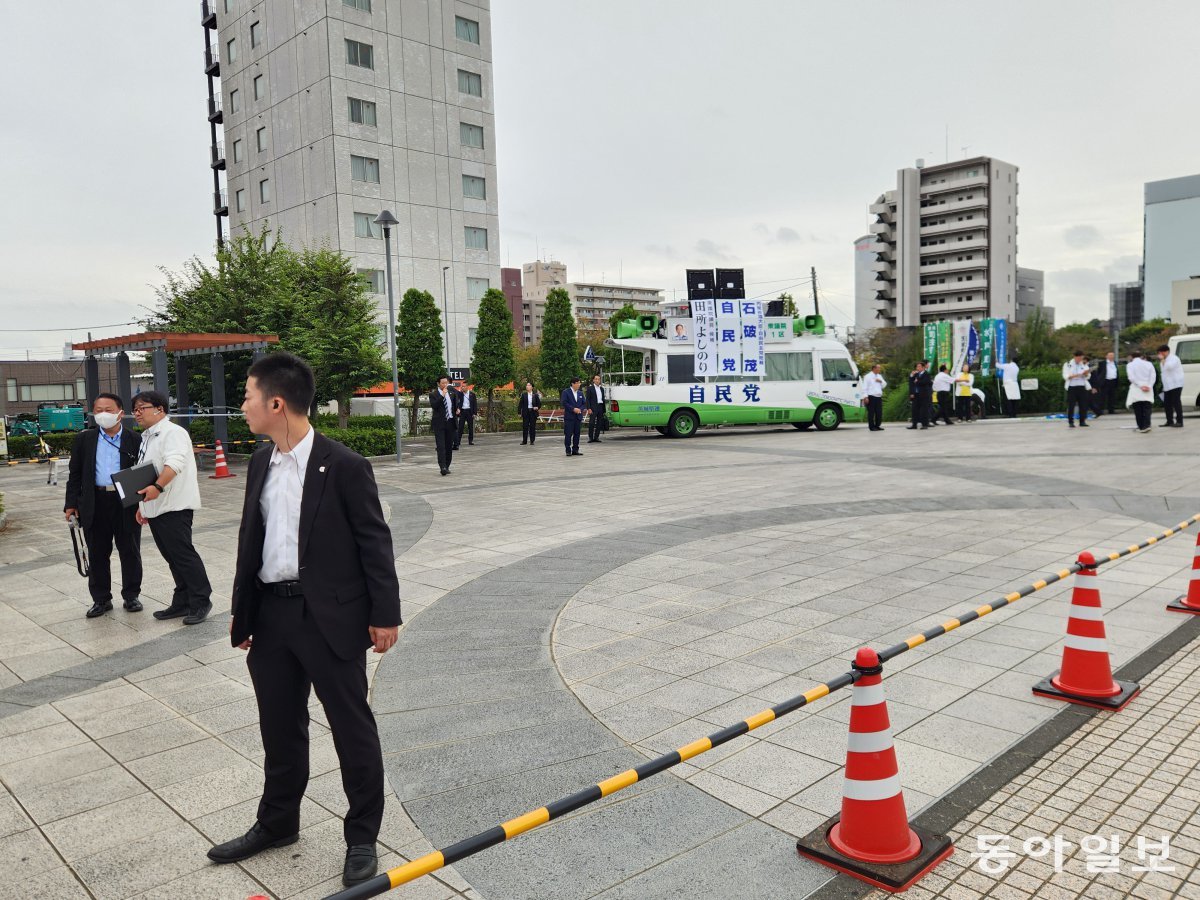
[854,647,880,670]
[1077,550,1096,569]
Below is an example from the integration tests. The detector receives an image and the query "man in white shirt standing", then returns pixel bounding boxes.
[1102,351,1119,415]
[1062,350,1092,429]
[862,364,887,431]
[931,365,956,426]
[1157,344,1184,428]
[132,390,213,624]
[1125,350,1157,433]
[998,359,1021,417]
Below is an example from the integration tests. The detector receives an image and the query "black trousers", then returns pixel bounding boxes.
[455,414,475,447]
[247,593,384,846]
[910,394,930,427]
[935,391,953,424]
[956,394,972,421]
[588,408,606,441]
[147,509,211,613]
[1066,386,1091,424]
[1163,387,1183,425]
[1132,401,1152,431]
[85,489,142,603]
[1002,391,1018,418]
[521,411,538,443]
[1103,379,1118,413]
[432,418,455,469]
[866,396,883,430]
[563,417,582,453]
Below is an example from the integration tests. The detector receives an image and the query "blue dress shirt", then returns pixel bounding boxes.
[95,428,123,487]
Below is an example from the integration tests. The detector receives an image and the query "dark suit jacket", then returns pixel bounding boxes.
[428,388,460,427]
[65,427,142,530]
[459,390,478,418]
[908,370,932,396]
[230,432,401,660]
[585,384,606,412]
[517,392,541,415]
[560,388,586,421]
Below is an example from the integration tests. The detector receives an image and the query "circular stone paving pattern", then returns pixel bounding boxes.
[550,509,1189,829]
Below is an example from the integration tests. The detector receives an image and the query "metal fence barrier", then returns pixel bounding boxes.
[325,513,1200,899]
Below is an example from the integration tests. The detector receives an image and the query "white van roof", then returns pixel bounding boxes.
[609,335,851,353]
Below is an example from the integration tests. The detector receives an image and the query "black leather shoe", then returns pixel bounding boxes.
[440,468,448,476]
[344,844,378,886]
[153,606,189,620]
[207,822,298,864]
[183,601,212,625]
[572,451,583,455]
[123,598,143,612]
[86,601,113,619]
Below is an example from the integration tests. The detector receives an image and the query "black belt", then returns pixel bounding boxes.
[259,580,304,597]
[96,485,117,493]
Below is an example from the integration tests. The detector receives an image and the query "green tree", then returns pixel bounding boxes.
[778,292,798,317]
[469,288,516,431]
[540,287,581,392]
[513,343,542,390]
[1014,307,1058,367]
[1117,318,1179,356]
[291,248,389,427]
[396,288,446,431]
[608,302,637,331]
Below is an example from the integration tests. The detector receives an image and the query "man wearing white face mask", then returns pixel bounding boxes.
[64,393,144,619]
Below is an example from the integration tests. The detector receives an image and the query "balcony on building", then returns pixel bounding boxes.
[210,142,226,170]
[918,256,988,276]
[920,217,989,237]
[214,190,229,216]
[201,0,217,27]
[204,44,220,76]
[877,246,895,262]
[869,222,891,236]
[207,94,223,123]
[920,235,987,255]
[919,278,988,295]
[871,260,892,274]
[869,200,891,216]
[918,194,989,217]
[874,281,895,300]
[921,173,989,196]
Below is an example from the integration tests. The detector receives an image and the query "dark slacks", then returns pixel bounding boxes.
[1163,387,1183,425]
[563,416,582,453]
[521,411,538,443]
[1132,401,1152,431]
[432,418,455,470]
[455,414,475,448]
[247,593,384,845]
[147,509,211,613]
[1103,379,1118,413]
[85,489,142,603]
[588,408,605,441]
[1066,386,1091,424]
[910,394,930,427]
[935,391,954,424]
[956,394,972,421]
[866,395,883,430]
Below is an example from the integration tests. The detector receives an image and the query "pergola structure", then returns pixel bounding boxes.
[72,332,279,447]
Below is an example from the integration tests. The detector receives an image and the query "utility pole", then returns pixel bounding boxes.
[810,266,820,318]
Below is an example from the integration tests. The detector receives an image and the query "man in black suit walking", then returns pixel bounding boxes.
[208,353,401,888]
[63,393,143,619]
[429,375,460,475]
[907,360,933,430]
[454,382,477,449]
[517,382,540,445]
[561,376,585,456]
[585,374,607,443]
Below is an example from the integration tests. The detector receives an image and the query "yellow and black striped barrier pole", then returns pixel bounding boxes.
[4,456,66,467]
[191,439,273,449]
[326,513,1200,900]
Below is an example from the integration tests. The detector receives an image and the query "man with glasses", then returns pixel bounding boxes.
[132,391,213,624]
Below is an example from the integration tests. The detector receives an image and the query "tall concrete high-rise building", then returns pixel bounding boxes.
[852,234,883,337]
[860,156,1019,331]
[1143,174,1200,321]
[1110,269,1145,331]
[1015,266,1053,326]
[200,0,501,371]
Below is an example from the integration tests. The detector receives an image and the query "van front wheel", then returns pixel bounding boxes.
[667,409,699,438]
[813,404,843,431]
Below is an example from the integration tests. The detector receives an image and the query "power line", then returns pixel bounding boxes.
[4,322,139,333]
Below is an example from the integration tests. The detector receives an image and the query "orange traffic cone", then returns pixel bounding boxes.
[796,648,952,892]
[1167,532,1200,614]
[1033,551,1139,710]
[209,440,237,480]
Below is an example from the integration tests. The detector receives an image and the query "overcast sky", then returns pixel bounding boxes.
[2,1,1197,356]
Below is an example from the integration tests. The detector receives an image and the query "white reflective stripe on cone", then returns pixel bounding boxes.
[842,774,903,802]
[846,729,894,754]
[851,684,885,707]
[1068,606,1104,621]
[1063,634,1109,653]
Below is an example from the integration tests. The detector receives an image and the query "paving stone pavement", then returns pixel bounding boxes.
[0,412,1197,899]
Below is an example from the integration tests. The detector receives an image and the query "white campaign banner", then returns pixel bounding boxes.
[738,300,765,377]
[951,319,972,374]
[715,299,741,378]
[691,299,717,377]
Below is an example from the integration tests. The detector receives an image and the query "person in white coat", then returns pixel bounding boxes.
[1125,351,1157,434]
[1157,344,1184,428]
[998,360,1021,417]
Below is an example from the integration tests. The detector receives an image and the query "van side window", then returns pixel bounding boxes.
[764,352,814,381]
[1176,340,1200,364]
[821,357,857,381]
[666,354,699,384]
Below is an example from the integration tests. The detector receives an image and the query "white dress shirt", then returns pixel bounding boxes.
[138,417,202,517]
[1160,353,1184,391]
[931,371,955,393]
[1106,360,1118,380]
[863,372,887,397]
[258,426,314,583]
[1062,360,1090,388]
[1125,357,1157,406]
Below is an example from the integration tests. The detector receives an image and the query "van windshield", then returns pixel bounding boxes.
[820,357,857,381]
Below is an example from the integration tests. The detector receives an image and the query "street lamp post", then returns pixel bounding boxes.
[374,210,402,464]
[442,265,451,373]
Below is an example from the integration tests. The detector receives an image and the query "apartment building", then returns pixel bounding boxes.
[519,261,663,342]
[1143,174,1200,321]
[200,0,501,371]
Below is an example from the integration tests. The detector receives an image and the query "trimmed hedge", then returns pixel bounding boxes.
[4,433,76,458]
[321,428,397,457]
